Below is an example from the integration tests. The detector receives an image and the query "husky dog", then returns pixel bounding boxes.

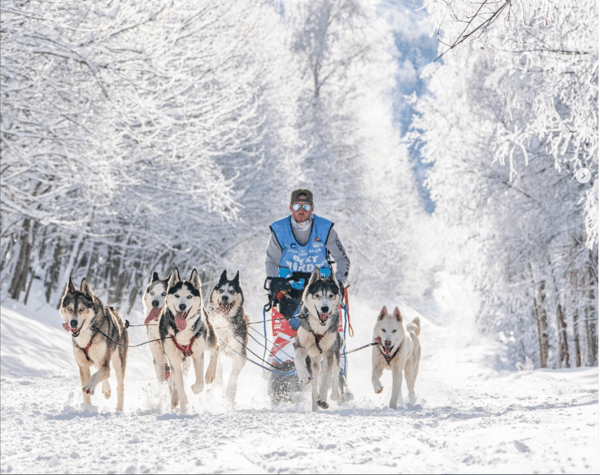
[371,306,421,409]
[206,270,249,405]
[159,268,219,413]
[142,272,171,382]
[59,277,128,411]
[294,268,343,412]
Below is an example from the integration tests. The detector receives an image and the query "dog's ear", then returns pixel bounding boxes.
[218,270,228,286]
[80,278,94,298]
[232,271,240,285]
[393,306,403,322]
[378,306,388,320]
[151,271,160,282]
[168,268,181,288]
[308,268,320,287]
[66,276,76,294]
[327,268,339,289]
[190,268,202,289]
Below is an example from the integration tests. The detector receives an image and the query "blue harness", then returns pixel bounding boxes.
[270,214,333,276]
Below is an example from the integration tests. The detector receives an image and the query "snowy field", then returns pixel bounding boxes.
[1,274,598,474]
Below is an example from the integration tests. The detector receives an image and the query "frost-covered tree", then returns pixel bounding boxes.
[1,0,300,310]
[284,0,428,300]
[414,0,598,367]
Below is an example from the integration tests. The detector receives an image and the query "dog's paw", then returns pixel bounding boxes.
[298,374,311,385]
[408,393,417,406]
[102,382,111,399]
[205,371,216,385]
[373,382,384,394]
[82,385,95,395]
[178,396,189,413]
[317,400,329,409]
[330,390,340,401]
[340,388,355,402]
[191,382,204,394]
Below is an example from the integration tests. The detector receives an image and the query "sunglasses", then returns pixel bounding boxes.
[292,203,312,212]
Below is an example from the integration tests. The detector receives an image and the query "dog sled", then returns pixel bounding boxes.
[263,270,352,404]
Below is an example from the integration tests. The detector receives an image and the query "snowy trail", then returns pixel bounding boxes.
[1,277,598,474]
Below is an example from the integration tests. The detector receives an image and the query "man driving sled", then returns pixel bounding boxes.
[264,188,353,403]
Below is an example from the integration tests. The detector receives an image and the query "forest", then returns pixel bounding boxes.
[1,0,597,369]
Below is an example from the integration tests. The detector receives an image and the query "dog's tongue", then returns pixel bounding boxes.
[62,323,70,332]
[175,312,188,331]
[144,307,162,324]
[319,313,330,325]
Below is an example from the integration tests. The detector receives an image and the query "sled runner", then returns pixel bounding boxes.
[263,271,350,404]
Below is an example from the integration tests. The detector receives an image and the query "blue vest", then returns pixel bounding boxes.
[270,214,333,274]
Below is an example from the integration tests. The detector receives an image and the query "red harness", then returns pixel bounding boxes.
[375,337,400,365]
[171,333,198,358]
[77,333,96,363]
[313,332,325,354]
[63,323,96,362]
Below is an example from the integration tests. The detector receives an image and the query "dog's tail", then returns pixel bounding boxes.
[407,316,421,336]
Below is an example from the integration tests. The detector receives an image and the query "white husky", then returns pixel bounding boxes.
[371,306,421,409]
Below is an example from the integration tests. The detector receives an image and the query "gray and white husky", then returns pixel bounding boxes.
[59,277,128,411]
[142,272,170,382]
[294,268,343,412]
[159,268,219,413]
[206,270,249,405]
[371,306,421,409]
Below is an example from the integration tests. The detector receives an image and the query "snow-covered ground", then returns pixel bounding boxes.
[1,274,598,474]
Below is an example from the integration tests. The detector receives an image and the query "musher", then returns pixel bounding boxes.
[265,188,353,401]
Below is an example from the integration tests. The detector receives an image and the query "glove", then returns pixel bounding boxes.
[290,279,305,290]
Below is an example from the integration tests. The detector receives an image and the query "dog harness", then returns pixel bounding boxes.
[375,336,400,365]
[270,214,333,275]
[76,333,97,363]
[312,332,325,354]
[172,333,198,358]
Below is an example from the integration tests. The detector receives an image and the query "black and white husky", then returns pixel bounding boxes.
[206,270,249,405]
[59,277,128,411]
[159,268,219,413]
[293,268,343,412]
[142,272,170,382]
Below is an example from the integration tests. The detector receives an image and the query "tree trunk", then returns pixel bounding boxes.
[572,309,582,367]
[8,218,32,301]
[556,304,570,368]
[46,242,63,304]
[533,280,549,368]
[585,285,597,366]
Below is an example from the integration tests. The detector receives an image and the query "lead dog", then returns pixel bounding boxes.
[294,268,343,412]
[59,277,128,411]
[371,306,421,409]
[159,268,219,413]
[206,270,249,405]
[142,272,171,382]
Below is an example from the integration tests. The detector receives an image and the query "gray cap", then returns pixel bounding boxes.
[290,188,313,205]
